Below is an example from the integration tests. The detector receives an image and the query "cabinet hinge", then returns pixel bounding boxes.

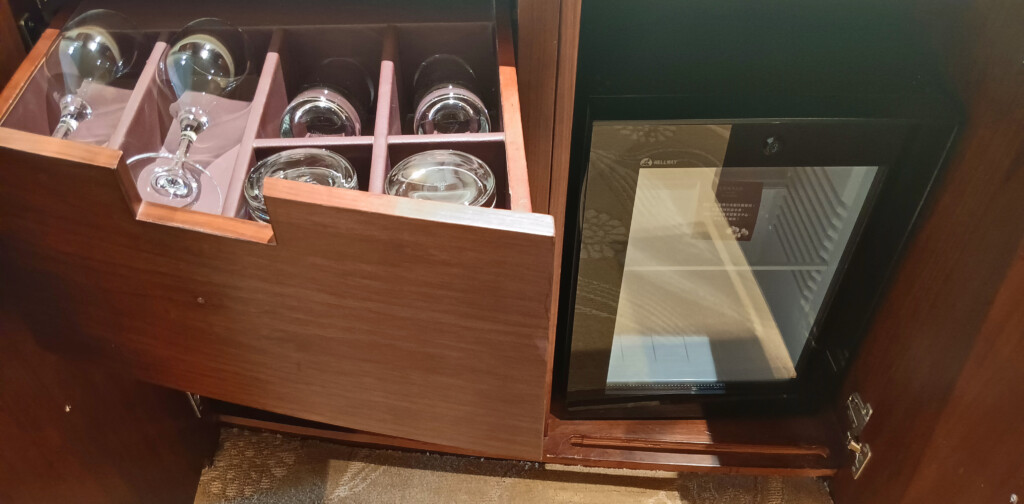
[186,392,204,418]
[845,392,873,479]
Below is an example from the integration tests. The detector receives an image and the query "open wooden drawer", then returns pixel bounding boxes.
[0,1,555,461]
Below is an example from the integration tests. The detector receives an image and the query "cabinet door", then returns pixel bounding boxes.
[830,0,1024,500]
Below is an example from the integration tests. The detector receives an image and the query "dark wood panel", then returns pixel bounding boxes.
[547,0,580,235]
[0,309,217,504]
[516,0,561,212]
[0,0,24,86]
[831,0,1024,500]
[900,239,1024,502]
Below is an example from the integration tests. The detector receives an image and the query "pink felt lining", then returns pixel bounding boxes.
[3,20,524,221]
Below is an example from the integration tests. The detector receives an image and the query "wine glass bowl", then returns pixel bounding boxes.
[162,18,251,101]
[280,58,374,138]
[52,9,141,139]
[412,55,490,135]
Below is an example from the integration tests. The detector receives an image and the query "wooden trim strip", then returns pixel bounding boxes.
[0,126,121,168]
[548,0,582,233]
[263,177,555,237]
[568,435,830,458]
[136,202,275,244]
[542,454,838,477]
[541,0,583,435]
[495,6,533,213]
[515,0,561,213]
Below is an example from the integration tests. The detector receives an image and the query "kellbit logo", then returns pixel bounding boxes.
[639,157,679,167]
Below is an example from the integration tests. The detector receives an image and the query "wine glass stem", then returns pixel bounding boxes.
[145,109,209,204]
[52,119,74,140]
[174,107,208,161]
[51,94,91,140]
[174,132,196,162]
[155,126,199,188]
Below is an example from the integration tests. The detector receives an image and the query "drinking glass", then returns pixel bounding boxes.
[129,18,251,211]
[385,150,495,206]
[279,58,374,138]
[51,9,141,140]
[412,55,490,134]
[245,148,358,222]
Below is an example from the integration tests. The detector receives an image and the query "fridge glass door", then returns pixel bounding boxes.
[568,122,879,396]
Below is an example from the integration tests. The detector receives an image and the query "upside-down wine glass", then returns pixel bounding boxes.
[130,18,251,211]
[412,54,490,134]
[279,57,374,138]
[385,149,495,207]
[51,9,141,140]
[244,148,359,222]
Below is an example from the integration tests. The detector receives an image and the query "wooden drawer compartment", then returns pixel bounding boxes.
[0,1,555,461]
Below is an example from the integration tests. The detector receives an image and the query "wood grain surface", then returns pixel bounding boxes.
[496,6,533,212]
[899,239,1024,502]
[830,0,1024,501]
[515,0,561,213]
[545,3,582,407]
[547,0,581,237]
[0,0,24,87]
[0,308,218,504]
[0,126,555,460]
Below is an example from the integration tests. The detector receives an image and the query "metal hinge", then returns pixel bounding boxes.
[186,392,204,418]
[845,392,873,479]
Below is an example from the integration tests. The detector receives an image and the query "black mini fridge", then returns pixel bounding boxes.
[556,0,960,417]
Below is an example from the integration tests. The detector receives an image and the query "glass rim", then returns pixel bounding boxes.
[386,149,495,207]
[245,147,358,221]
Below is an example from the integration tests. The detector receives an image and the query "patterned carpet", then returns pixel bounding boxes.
[193,428,833,503]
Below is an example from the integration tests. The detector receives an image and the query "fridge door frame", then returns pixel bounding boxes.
[555,93,958,418]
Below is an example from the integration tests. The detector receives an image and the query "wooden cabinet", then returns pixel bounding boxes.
[0,1,556,461]
[2,1,1022,501]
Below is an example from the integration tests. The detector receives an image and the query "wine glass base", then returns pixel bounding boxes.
[128,152,223,213]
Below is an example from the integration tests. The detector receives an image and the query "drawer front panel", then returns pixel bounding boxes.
[0,134,555,460]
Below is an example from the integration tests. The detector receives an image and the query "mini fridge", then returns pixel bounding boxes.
[556,0,960,417]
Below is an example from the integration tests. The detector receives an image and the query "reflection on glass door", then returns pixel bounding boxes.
[567,122,878,397]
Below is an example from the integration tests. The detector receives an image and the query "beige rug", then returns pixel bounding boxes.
[194,428,832,503]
